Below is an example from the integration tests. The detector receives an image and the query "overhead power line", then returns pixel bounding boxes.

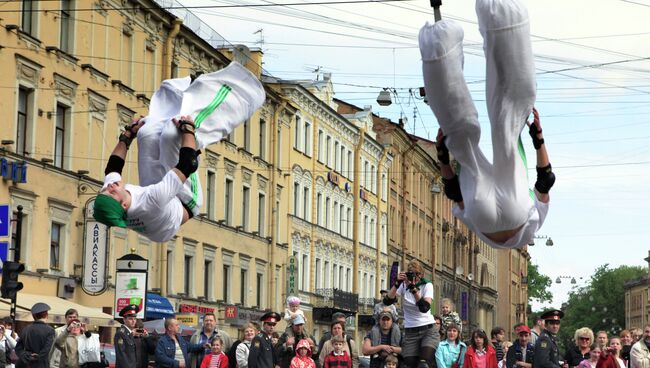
[0,0,416,13]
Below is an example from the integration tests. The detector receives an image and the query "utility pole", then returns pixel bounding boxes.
[13,206,22,262]
[6,205,24,326]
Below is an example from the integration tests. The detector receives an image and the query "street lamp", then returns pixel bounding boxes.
[376,89,392,106]
[529,235,553,246]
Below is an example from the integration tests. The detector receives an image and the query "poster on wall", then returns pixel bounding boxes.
[114,272,147,319]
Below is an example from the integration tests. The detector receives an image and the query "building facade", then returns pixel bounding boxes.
[624,251,650,330]
[0,0,289,338]
[496,247,530,339]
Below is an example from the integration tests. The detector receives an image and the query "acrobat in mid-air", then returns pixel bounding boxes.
[93,62,266,242]
[419,0,555,249]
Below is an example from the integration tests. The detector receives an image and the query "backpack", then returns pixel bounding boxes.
[227,340,243,368]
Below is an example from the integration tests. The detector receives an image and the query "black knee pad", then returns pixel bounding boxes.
[535,164,555,194]
[176,147,199,178]
[443,175,463,203]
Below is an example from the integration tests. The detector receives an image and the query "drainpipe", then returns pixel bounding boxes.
[375,148,388,296]
[352,128,366,297]
[161,18,183,81]
[269,101,287,310]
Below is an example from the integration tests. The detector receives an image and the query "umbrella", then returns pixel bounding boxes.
[143,319,197,336]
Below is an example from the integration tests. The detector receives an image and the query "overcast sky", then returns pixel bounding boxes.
[181,0,650,309]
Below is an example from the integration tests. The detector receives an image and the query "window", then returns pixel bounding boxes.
[206,171,215,220]
[340,146,346,175]
[371,165,376,193]
[347,151,353,179]
[303,187,309,221]
[333,201,339,232]
[346,268,351,291]
[293,182,300,217]
[364,161,369,188]
[276,128,282,167]
[334,141,340,171]
[326,136,331,166]
[240,269,248,305]
[204,260,213,300]
[301,254,309,291]
[225,179,233,225]
[363,215,369,244]
[166,250,173,293]
[184,255,193,296]
[258,193,266,236]
[223,265,231,303]
[22,0,36,35]
[256,272,264,308]
[333,263,338,289]
[347,208,352,237]
[370,219,375,247]
[259,119,267,160]
[340,266,345,291]
[50,223,62,269]
[317,130,324,162]
[243,119,250,151]
[294,116,302,150]
[315,258,321,289]
[325,197,330,229]
[242,186,250,231]
[54,104,68,168]
[60,0,72,53]
[324,261,330,288]
[304,121,311,156]
[316,193,322,226]
[16,87,32,156]
[340,204,345,236]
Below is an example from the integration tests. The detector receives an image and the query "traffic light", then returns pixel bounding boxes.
[1,261,25,300]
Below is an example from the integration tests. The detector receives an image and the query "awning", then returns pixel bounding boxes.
[145,293,175,319]
[13,293,119,327]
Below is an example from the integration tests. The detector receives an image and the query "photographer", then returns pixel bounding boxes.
[385,260,439,368]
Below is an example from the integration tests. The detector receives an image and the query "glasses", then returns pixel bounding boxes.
[70,322,82,328]
[579,337,591,341]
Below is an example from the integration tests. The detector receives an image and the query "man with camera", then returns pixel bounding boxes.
[384,260,439,368]
[534,309,565,368]
[114,304,150,368]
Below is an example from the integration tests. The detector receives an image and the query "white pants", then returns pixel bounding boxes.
[137,62,266,217]
[420,0,536,233]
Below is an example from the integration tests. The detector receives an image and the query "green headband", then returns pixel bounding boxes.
[93,194,128,228]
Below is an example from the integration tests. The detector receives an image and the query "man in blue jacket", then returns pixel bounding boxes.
[507,325,535,368]
[155,318,206,367]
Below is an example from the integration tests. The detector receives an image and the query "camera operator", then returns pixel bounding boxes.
[384,260,439,368]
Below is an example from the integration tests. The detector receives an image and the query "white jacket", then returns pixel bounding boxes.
[631,340,650,368]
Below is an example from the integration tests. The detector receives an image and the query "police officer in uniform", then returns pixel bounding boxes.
[534,309,565,368]
[114,304,142,367]
[249,312,281,368]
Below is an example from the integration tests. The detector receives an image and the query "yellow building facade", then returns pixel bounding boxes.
[0,0,289,337]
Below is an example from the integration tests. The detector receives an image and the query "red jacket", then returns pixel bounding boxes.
[463,346,498,368]
[323,351,352,368]
[596,352,626,368]
[200,352,229,368]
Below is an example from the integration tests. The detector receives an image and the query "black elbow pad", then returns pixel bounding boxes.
[383,296,397,306]
[535,164,555,194]
[105,155,125,175]
[443,175,463,203]
[176,147,199,177]
[416,298,430,313]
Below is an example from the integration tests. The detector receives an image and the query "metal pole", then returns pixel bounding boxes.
[430,0,442,21]
[10,205,23,327]
[13,205,23,262]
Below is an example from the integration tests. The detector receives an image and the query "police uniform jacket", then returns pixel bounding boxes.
[15,320,55,368]
[248,332,277,368]
[114,325,138,367]
[534,329,561,368]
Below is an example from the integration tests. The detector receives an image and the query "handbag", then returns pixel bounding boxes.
[77,333,101,364]
[451,346,464,368]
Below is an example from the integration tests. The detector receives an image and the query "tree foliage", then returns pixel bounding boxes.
[527,261,553,304]
[556,264,646,351]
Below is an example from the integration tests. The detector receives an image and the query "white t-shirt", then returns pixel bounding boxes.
[454,198,549,249]
[125,171,185,242]
[396,282,435,328]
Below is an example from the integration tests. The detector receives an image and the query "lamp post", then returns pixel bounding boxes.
[528,235,553,246]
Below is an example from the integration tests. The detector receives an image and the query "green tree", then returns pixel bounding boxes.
[557,264,646,351]
[528,261,553,304]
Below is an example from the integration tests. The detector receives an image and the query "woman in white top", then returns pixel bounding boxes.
[237,323,259,368]
[385,260,439,368]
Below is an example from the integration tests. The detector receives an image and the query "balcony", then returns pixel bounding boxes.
[313,288,358,313]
